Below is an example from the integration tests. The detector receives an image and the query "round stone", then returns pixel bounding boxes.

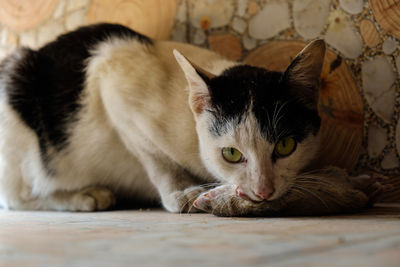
[176,2,187,23]
[362,57,396,122]
[193,29,206,45]
[339,0,363,14]
[236,0,247,17]
[248,1,290,40]
[325,10,363,59]
[232,17,247,34]
[243,35,257,50]
[367,124,387,158]
[247,0,259,16]
[170,24,187,43]
[293,0,330,39]
[382,38,398,55]
[189,0,234,29]
[381,151,400,169]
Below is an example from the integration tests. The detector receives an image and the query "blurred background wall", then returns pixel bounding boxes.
[0,0,399,176]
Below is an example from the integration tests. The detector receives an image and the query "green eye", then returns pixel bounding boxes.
[222,147,244,163]
[274,137,297,157]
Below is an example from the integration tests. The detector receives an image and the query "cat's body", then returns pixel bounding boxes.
[0,24,324,212]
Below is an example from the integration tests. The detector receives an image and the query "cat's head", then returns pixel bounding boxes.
[175,40,325,202]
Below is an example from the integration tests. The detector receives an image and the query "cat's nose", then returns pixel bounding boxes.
[254,187,275,200]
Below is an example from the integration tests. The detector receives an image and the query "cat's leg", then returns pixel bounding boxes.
[1,181,116,211]
[40,186,116,211]
[0,150,116,211]
[139,152,206,213]
[0,141,117,211]
[346,172,392,206]
[0,135,115,211]
[0,158,116,211]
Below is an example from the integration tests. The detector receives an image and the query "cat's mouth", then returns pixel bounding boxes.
[235,185,271,202]
[235,185,287,202]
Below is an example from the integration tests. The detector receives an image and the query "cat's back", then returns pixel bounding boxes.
[0,23,152,152]
[0,23,230,185]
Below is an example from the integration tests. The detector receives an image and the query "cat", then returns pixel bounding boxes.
[0,23,326,212]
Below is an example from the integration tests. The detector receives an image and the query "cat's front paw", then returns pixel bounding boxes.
[348,173,392,206]
[193,185,261,216]
[73,186,116,211]
[163,186,206,213]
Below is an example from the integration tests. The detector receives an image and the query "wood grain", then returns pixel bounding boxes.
[0,0,58,31]
[360,19,381,47]
[208,33,242,60]
[88,0,177,40]
[370,0,400,39]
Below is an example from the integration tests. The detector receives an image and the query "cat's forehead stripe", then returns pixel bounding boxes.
[207,65,321,142]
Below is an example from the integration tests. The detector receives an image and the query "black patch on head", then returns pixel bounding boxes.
[206,65,321,143]
[2,23,152,170]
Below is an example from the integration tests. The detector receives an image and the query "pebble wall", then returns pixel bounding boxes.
[0,0,399,175]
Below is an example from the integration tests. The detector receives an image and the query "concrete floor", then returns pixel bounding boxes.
[1,204,400,267]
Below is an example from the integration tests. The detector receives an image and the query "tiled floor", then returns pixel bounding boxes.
[1,204,400,267]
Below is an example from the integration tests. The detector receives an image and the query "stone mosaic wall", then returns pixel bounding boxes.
[0,0,399,175]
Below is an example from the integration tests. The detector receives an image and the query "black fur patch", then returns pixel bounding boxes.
[206,65,321,143]
[2,23,152,168]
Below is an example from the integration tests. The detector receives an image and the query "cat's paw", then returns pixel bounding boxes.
[72,186,116,211]
[163,186,206,213]
[193,185,259,216]
[348,173,392,206]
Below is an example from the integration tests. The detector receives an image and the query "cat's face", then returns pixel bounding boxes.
[175,40,325,201]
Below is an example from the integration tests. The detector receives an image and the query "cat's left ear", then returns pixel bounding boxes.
[173,49,215,115]
[283,39,326,110]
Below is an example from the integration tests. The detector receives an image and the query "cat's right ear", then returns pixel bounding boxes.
[283,40,325,110]
[173,50,215,115]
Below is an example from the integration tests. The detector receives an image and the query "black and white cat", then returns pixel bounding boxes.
[0,23,326,212]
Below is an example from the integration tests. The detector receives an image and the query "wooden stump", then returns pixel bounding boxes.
[360,19,381,47]
[244,41,364,171]
[88,0,177,40]
[370,0,400,39]
[0,0,58,31]
[208,34,242,61]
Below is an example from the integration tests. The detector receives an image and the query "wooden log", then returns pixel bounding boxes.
[208,33,242,61]
[244,41,364,171]
[88,0,177,40]
[0,0,58,31]
[370,0,400,39]
[360,19,381,47]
